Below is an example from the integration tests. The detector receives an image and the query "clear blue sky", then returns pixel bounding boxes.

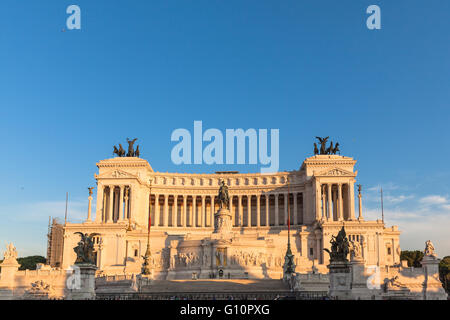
[0,1,449,257]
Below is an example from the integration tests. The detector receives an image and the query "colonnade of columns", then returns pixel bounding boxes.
[316,182,355,221]
[150,192,304,228]
[92,182,357,226]
[95,185,131,223]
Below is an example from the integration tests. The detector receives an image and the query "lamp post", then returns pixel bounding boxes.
[141,178,153,275]
[283,176,296,281]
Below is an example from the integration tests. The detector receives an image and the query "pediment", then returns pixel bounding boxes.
[315,167,355,177]
[95,169,138,180]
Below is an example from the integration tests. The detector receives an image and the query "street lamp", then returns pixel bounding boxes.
[141,178,153,275]
[283,176,296,281]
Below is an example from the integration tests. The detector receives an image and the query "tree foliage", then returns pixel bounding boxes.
[16,256,46,270]
[439,256,450,293]
[400,250,424,267]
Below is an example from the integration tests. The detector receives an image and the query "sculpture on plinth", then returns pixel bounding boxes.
[314,137,340,155]
[214,180,232,234]
[217,180,229,209]
[3,243,18,263]
[349,239,363,261]
[23,280,57,300]
[113,139,140,157]
[216,250,225,267]
[73,232,99,265]
[324,227,350,263]
[424,240,437,257]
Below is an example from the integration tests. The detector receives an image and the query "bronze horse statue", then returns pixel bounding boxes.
[113,144,126,157]
[126,138,138,157]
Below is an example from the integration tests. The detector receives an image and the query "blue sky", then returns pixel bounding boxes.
[0,1,449,257]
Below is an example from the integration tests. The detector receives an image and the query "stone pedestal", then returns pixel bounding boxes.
[421,255,448,300]
[136,274,153,292]
[213,208,232,234]
[0,259,20,300]
[66,264,97,300]
[0,260,20,288]
[350,258,372,299]
[328,261,352,300]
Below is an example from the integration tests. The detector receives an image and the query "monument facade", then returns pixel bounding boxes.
[47,143,401,280]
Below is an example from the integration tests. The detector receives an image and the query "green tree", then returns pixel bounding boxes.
[439,256,450,293]
[400,250,424,267]
[16,256,46,270]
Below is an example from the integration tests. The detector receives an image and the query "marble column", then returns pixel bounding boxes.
[192,196,197,227]
[238,195,242,226]
[321,185,326,220]
[174,195,178,227]
[86,194,93,222]
[210,195,215,227]
[358,189,363,220]
[229,195,234,226]
[332,187,337,221]
[113,187,120,222]
[338,184,343,221]
[293,193,298,225]
[256,194,261,227]
[188,197,192,227]
[275,194,279,226]
[265,195,269,227]
[124,188,130,222]
[118,186,124,222]
[247,195,251,227]
[164,194,169,227]
[182,195,187,227]
[95,184,104,223]
[327,184,332,221]
[154,194,160,227]
[107,186,114,223]
[349,182,356,220]
[315,183,322,220]
[201,196,205,227]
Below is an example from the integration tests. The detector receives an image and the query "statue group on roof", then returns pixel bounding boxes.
[113,138,140,157]
[314,136,340,155]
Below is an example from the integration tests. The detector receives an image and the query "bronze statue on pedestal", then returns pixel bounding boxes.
[217,180,229,209]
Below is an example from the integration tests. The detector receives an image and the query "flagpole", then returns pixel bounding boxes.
[64,192,68,225]
[287,177,291,245]
[381,187,384,223]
